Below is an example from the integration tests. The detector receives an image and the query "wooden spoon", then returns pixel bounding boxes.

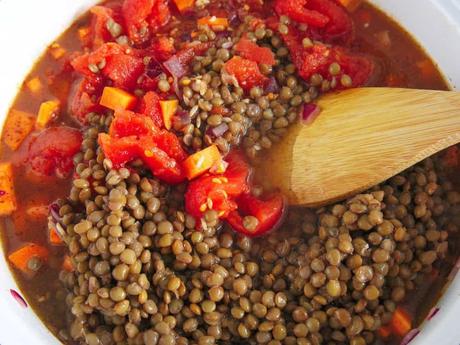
[257,87,460,207]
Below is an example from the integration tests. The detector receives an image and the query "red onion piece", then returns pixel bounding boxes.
[301,103,321,125]
[163,55,188,79]
[206,123,229,138]
[0,190,5,196]
[173,110,191,128]
[49,202,62,225]
[265,77,279,93]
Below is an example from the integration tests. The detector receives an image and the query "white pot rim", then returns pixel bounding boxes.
[0,1,459,344]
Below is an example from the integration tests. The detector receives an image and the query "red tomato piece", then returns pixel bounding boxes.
[100,109,187,183]
[185,151,251,219]
[68,79,102,124]
[109,110,153,138]
[98,134,139,167]
[185,175,240,219]
[149,36,176,61]
[149,0,171,32]
[235,38,276,66]
[109,110,187,161]
[308,0,354,45]
[89,6,115,48]
[279,26,374,88]
[103,53,145,90]
[122,0,170,44]
[138,91,163,127]
[99,134,186,184]
[333,46,375,87]
[142,141,186,184]
[122,0,154,43]
[275,0,330,28]
[223,56,268,91]
[71,43,126,78]
[226,193,286,237]
[24,127,82,178]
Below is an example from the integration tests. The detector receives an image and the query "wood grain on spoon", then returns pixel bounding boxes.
[258,87,460,207]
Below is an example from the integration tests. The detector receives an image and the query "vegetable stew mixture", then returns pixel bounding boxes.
[0,0,459,344]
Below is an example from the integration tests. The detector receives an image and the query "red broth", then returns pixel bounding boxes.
[0,1,458,344]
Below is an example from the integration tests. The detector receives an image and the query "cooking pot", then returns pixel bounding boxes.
[0,0,459,344]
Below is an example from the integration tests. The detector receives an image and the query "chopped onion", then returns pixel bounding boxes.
[49,202,63,225]
[301,103,321,125]
[163,55,188,79]
[221,40,233,49]
[173,110,191,128]
[265,77,279,93]
[221,69,239,88]
[206,123,229,138]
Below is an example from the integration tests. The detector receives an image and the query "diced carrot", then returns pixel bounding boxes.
[0,163,17,216]
[2,109,35,151]
[390,307,412,337]
[173,0,194,12]
[159,99,178,130]
[197,16,229,30]
[378,325,392,339]
[49,43,66,59]
[36,100,60,128]
[183,145,222,180]
[62,255,74,272]
[8,243,49,273]
[78,26,90,43]
[338,0,363,12]
[26,205,49,219]
[26,77,43,94]
[49,228,64,246]
[100,86,137,111]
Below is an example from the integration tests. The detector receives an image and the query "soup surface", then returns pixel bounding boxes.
[0,1,459,345]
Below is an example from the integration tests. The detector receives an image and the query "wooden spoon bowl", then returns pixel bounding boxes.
[257,88,460,207]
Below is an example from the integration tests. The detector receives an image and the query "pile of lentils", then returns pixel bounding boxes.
[52,114,460,345]
[165,14,346,159]
[50,10,460,345]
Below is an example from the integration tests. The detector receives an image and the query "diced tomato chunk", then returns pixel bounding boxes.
[333,46,374,87]
[109,109,187,161]
[122,0,170,44]
[103,53,145,89]
[98,134,138,167]
[223,56,268,91]
[100,109,187,183]
[149,36,176,61]
[71,43,145,90]
[122,0,154,43]
[235,38,276,66]
[275,0,329,28]
[99,134,186,184]
[279,26,374,88]
[89,6,115,48]
[308,0,354,44]
[138,91,163,127]
[226,193,286,237]
[68,79,102,124]
[185,151,251,219]
[142,142,185,184]
[24,127,82,178]
[149,0,171,32]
